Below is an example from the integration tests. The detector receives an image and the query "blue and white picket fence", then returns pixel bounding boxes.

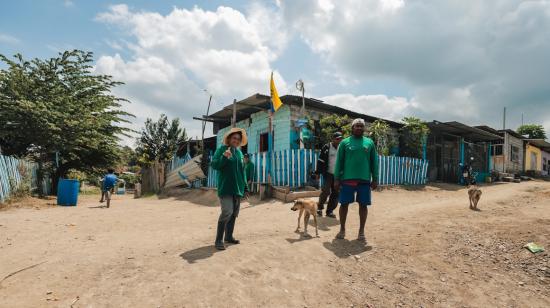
[169,153,192,171]
[199,149,429,190]
[377,156,429,186]
[0,154,51,203]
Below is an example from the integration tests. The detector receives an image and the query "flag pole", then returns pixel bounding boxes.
[268,88,273,185]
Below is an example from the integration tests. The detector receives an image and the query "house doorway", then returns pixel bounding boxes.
[259,132,269,152]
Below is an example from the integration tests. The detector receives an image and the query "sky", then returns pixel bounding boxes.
[2,0,550,147]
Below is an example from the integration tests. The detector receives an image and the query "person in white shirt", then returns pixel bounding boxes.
[314,132,343,218]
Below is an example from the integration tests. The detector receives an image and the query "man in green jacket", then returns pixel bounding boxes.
[210,127,249,250]
[333,118,379,243]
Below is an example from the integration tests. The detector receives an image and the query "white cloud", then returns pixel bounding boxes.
[281,0,550,134]
[95,4,290,146]
[0,33,20,45]
[321,93,415,121]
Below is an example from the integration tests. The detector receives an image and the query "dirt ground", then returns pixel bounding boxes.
[0,181,549,308]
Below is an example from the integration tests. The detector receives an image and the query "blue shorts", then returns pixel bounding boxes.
[339,182,372,207]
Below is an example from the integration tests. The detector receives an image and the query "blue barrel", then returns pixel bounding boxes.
[57,179,80,206]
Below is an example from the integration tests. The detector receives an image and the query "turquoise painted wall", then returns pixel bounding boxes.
[215,105,291,154]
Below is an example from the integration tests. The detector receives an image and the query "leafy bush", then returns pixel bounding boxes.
[319,114,352,145]
[400,117,429,158]
[368,119,397,156]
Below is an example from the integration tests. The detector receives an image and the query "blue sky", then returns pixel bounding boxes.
[2,0,550,144]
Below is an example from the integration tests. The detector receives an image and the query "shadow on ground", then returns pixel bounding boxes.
[158,188,219,207]
[323,238,372,258]
[180,245,221,264]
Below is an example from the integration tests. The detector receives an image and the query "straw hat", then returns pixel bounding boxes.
[223,127,248,147]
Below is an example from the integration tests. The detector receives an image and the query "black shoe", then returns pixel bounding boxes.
[317,210,323,216]
[215,242,226,250]
[326,213,336,218]
[225,238,240,244]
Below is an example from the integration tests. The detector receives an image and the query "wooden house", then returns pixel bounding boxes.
[205,93,402,154]
[475,126,524,175]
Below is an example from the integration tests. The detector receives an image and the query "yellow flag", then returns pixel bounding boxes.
[270,72,283,112]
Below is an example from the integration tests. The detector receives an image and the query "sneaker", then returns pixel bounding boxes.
[336,230,345,239]
[224,238,240,244]
[326,213,337,218]
[357,233,366,243]
[215,242,226,250]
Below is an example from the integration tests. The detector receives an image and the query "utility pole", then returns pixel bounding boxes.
[502,107,506,173]
[296,79,306,149]
[503,107,506,130]
[232,99,237,128]
[521,113,524,126]
[200,93,212,154]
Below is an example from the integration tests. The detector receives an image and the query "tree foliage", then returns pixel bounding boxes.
[517,124,546,139]
[368,119,396,156]
[400,117,430,158]
[118,146,138,168]
[135,114,187,165]
[319,114,352,145]
[0,50,133,192]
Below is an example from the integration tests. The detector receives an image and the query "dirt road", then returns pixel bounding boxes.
[1,181,549,307]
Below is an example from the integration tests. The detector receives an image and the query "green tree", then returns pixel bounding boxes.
[400,117,430,158]
[135,114,187,165]
[0,50,133,194]
[368,119,396,156]
[118,146,138,168]
[517,124,546,139]
[319,114,352,145]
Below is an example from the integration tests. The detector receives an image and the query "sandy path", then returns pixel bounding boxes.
[0,181,549,307]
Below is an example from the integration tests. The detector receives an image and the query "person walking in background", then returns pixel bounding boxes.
[210,128,249,250]
[99,168,117,207]
[315,131,343,218]
[243,153,254,192]
[333,119,378,243]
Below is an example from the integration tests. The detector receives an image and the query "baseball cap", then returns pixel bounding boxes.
[333,132,343,139]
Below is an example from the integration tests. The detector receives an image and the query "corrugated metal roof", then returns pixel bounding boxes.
[475,126,525,140]
[428,121,502,142]
[207,93,403,131]
[525,139,550,151]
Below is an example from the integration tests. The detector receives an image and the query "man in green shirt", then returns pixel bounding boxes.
[210,127,249,250]
[243,153,254,191]
[333,118,379,243]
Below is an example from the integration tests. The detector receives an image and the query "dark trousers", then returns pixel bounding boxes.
[215,195,240,244]
[318,173,339,214]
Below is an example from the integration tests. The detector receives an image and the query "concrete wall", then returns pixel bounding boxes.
[492,133,524,174]
[542,150,550,176]
[525,144,542,171]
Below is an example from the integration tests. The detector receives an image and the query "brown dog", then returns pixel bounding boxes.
[468,186,482,210]
[291,198,319,237]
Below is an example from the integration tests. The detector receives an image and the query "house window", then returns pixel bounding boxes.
[259,132,269,152]
[510,145,519,163]
[491,144,503,156]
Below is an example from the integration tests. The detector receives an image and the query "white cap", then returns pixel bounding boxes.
[351,118,365,127]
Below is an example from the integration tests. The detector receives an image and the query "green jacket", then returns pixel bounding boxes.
[244,161,255,183]
[210,145,247,197]
[333,136,379,182]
